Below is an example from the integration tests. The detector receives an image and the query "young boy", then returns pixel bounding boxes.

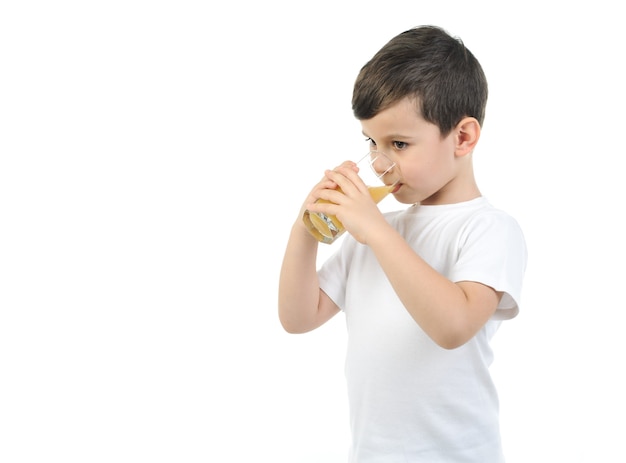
[278,25,527,462]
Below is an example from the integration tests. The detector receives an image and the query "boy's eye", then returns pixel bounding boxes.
[365,137,377,147]
[393,141,407,150]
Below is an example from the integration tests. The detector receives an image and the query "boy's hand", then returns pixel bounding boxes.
[306,162,388,245]
[293,161,358,238]
[297,160,357,217]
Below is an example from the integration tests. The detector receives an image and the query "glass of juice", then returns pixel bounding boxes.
[302,151,398,244]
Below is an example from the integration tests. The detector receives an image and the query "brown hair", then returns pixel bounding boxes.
[352,25,488,136]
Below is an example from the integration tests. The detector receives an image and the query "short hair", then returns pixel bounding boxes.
[352,25,488,136]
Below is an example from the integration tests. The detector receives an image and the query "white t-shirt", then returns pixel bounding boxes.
[318,197,527,463]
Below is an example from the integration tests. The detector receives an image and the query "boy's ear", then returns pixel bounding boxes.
[454,117,481,157]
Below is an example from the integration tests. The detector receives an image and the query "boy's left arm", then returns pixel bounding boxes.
[367,221,502,349]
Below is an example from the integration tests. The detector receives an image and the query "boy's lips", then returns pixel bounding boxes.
[391,183,402,194]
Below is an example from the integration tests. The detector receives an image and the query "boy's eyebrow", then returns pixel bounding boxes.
[362,131,414,140]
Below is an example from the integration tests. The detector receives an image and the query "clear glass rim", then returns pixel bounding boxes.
[361,150,395,178]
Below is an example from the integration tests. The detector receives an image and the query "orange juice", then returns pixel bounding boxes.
[303,184,394,244]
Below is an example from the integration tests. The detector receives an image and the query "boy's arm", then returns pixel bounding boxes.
[367,221,501,349]
[278,166,355,334]
[278,221,340,333]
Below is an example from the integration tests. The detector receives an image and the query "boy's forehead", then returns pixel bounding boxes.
[360,97,430,137]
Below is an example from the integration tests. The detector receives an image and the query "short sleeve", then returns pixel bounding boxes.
[317,237,360,311]
[449,210,528,320]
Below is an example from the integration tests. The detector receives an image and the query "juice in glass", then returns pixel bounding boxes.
[303,184,395,244]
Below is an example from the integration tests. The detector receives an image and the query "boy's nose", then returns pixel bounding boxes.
[369,151,395,177]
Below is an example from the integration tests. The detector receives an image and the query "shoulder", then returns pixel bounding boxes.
[460,199,524,240]
[456,199,528,275]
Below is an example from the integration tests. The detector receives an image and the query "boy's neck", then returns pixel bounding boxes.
[421,162,481,206]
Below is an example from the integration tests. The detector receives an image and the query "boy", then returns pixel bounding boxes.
[278,25,527,462]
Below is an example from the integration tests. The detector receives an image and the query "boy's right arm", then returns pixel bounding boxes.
[278,171,344,334]
[278,222,340,333]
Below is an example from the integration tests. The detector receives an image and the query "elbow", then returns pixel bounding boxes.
[278,314,295,333]
[280,320,313,335]
[421,311,479,350]
[278,311,310,335]
[279,319,301,334]
[429,327,474,350]
[436,337,468,350]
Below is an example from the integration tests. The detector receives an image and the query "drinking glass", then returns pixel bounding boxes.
[302,151,398,244]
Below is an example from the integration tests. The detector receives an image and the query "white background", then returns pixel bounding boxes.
[1,1,625,462]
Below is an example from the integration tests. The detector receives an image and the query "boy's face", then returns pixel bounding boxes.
[360,97,474,206]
